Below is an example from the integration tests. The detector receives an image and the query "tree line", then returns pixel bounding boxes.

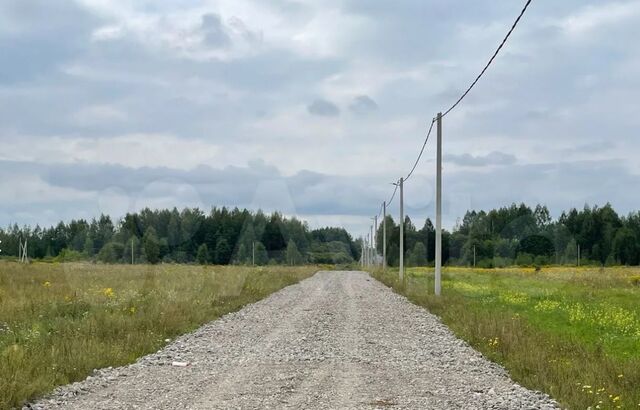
[0,207,360,265]
[377,203,640,267]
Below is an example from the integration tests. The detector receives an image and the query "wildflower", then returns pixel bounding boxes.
[42,281,51,288]
[102,287,115,298]
[617,374,624,378]
[613,396,620,402]
[129,306,136,314]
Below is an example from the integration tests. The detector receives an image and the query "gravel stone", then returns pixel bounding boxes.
[26,271,559,409]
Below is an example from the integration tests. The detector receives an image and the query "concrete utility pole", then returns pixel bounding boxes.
[373,215,378,266]
[365,234,369,267]
[399,177,404,282]
[370,222,375,266]
[473,245,476,268]
[577,244,581,267]
[383,201,387,270]
[435,112,443,296]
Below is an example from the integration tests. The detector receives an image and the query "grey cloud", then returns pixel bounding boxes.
[307,98,340,117]
[349,95,378,115]
[201,13,230,48]
[561,141,613,155]
[447,151,517,167]
[0,1,101,83]
[3,158,639,233]
[0,159,389,227]
[228,16,263,45]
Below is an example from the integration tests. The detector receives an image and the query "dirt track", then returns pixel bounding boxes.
[30,271,557,409]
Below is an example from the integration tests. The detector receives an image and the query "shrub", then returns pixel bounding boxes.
[54,248,85,263]
[97,242,124,263]
[515,252,534,267]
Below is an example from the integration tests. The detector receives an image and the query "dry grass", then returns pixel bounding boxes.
[0,261,317,409]
[371,266,640,409]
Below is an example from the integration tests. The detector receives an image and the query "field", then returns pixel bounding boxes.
[371,266,640,409]
[0,262,317,409]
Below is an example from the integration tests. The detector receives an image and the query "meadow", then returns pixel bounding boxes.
[371,266,640,409]
[0,261,317,409]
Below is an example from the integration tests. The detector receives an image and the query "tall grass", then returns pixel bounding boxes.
[371,266,640,409]
[0,262,317,409]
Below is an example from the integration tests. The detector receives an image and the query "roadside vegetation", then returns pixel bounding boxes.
[0,262,317,409]
[371,266,640,409]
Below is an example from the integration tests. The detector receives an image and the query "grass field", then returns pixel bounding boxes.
[371,266,640,409]
[0,262,318,409]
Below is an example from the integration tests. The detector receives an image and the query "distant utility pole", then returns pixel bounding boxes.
[473,245,476,268]
[399,177,404,282]
[577,244,581,267]
[382,201,387,270]
[435,112,443,296]
[373,215,378,266]
[19,239,28,264]
[366,233,370,267]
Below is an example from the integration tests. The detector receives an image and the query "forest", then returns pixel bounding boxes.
[0,208,359,265]
[2,203,640,267]
[378,203,640,267]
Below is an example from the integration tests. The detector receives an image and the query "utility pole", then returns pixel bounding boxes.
[370,222,375,267]
[373,215,378,266]
[399,177,404,282]
[383,201,387,270]
[366,233,370,267]
[577,244,581,267]
[435,112,443,296]
[473,245,476,268]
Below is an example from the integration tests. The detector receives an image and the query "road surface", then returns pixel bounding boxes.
[30,271,557,409]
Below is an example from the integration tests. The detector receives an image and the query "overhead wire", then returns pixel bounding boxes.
[404,117,436,183]
[371,0,534,230]
[442,0,533,117]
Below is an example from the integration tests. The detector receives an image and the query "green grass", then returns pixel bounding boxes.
[0,261,318,409]
[370,266,640,409]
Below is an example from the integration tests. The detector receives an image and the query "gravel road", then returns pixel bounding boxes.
[29,271,558,409]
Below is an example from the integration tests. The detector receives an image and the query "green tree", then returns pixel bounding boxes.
[235,243,249,265]
[143,227,160,264]
[97,242,124,263]
[196,243,209,265]
[286,239,303,265]
[83,236,95,257]
[254,241,268,265]
[408,242,427,267]
[613,227,638,265]
[215,238,232,264]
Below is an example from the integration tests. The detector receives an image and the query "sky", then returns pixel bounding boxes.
[1,0,640,237]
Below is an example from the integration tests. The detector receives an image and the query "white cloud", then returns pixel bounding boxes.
[561,2,640,35]
[72,105,127,126]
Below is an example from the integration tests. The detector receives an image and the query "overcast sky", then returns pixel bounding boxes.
[1,0,639,237]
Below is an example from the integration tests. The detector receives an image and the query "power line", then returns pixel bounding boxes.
[372,0,534,234]
[404,117,436,183]
[442,0,533,118]
[386,182,399,207]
